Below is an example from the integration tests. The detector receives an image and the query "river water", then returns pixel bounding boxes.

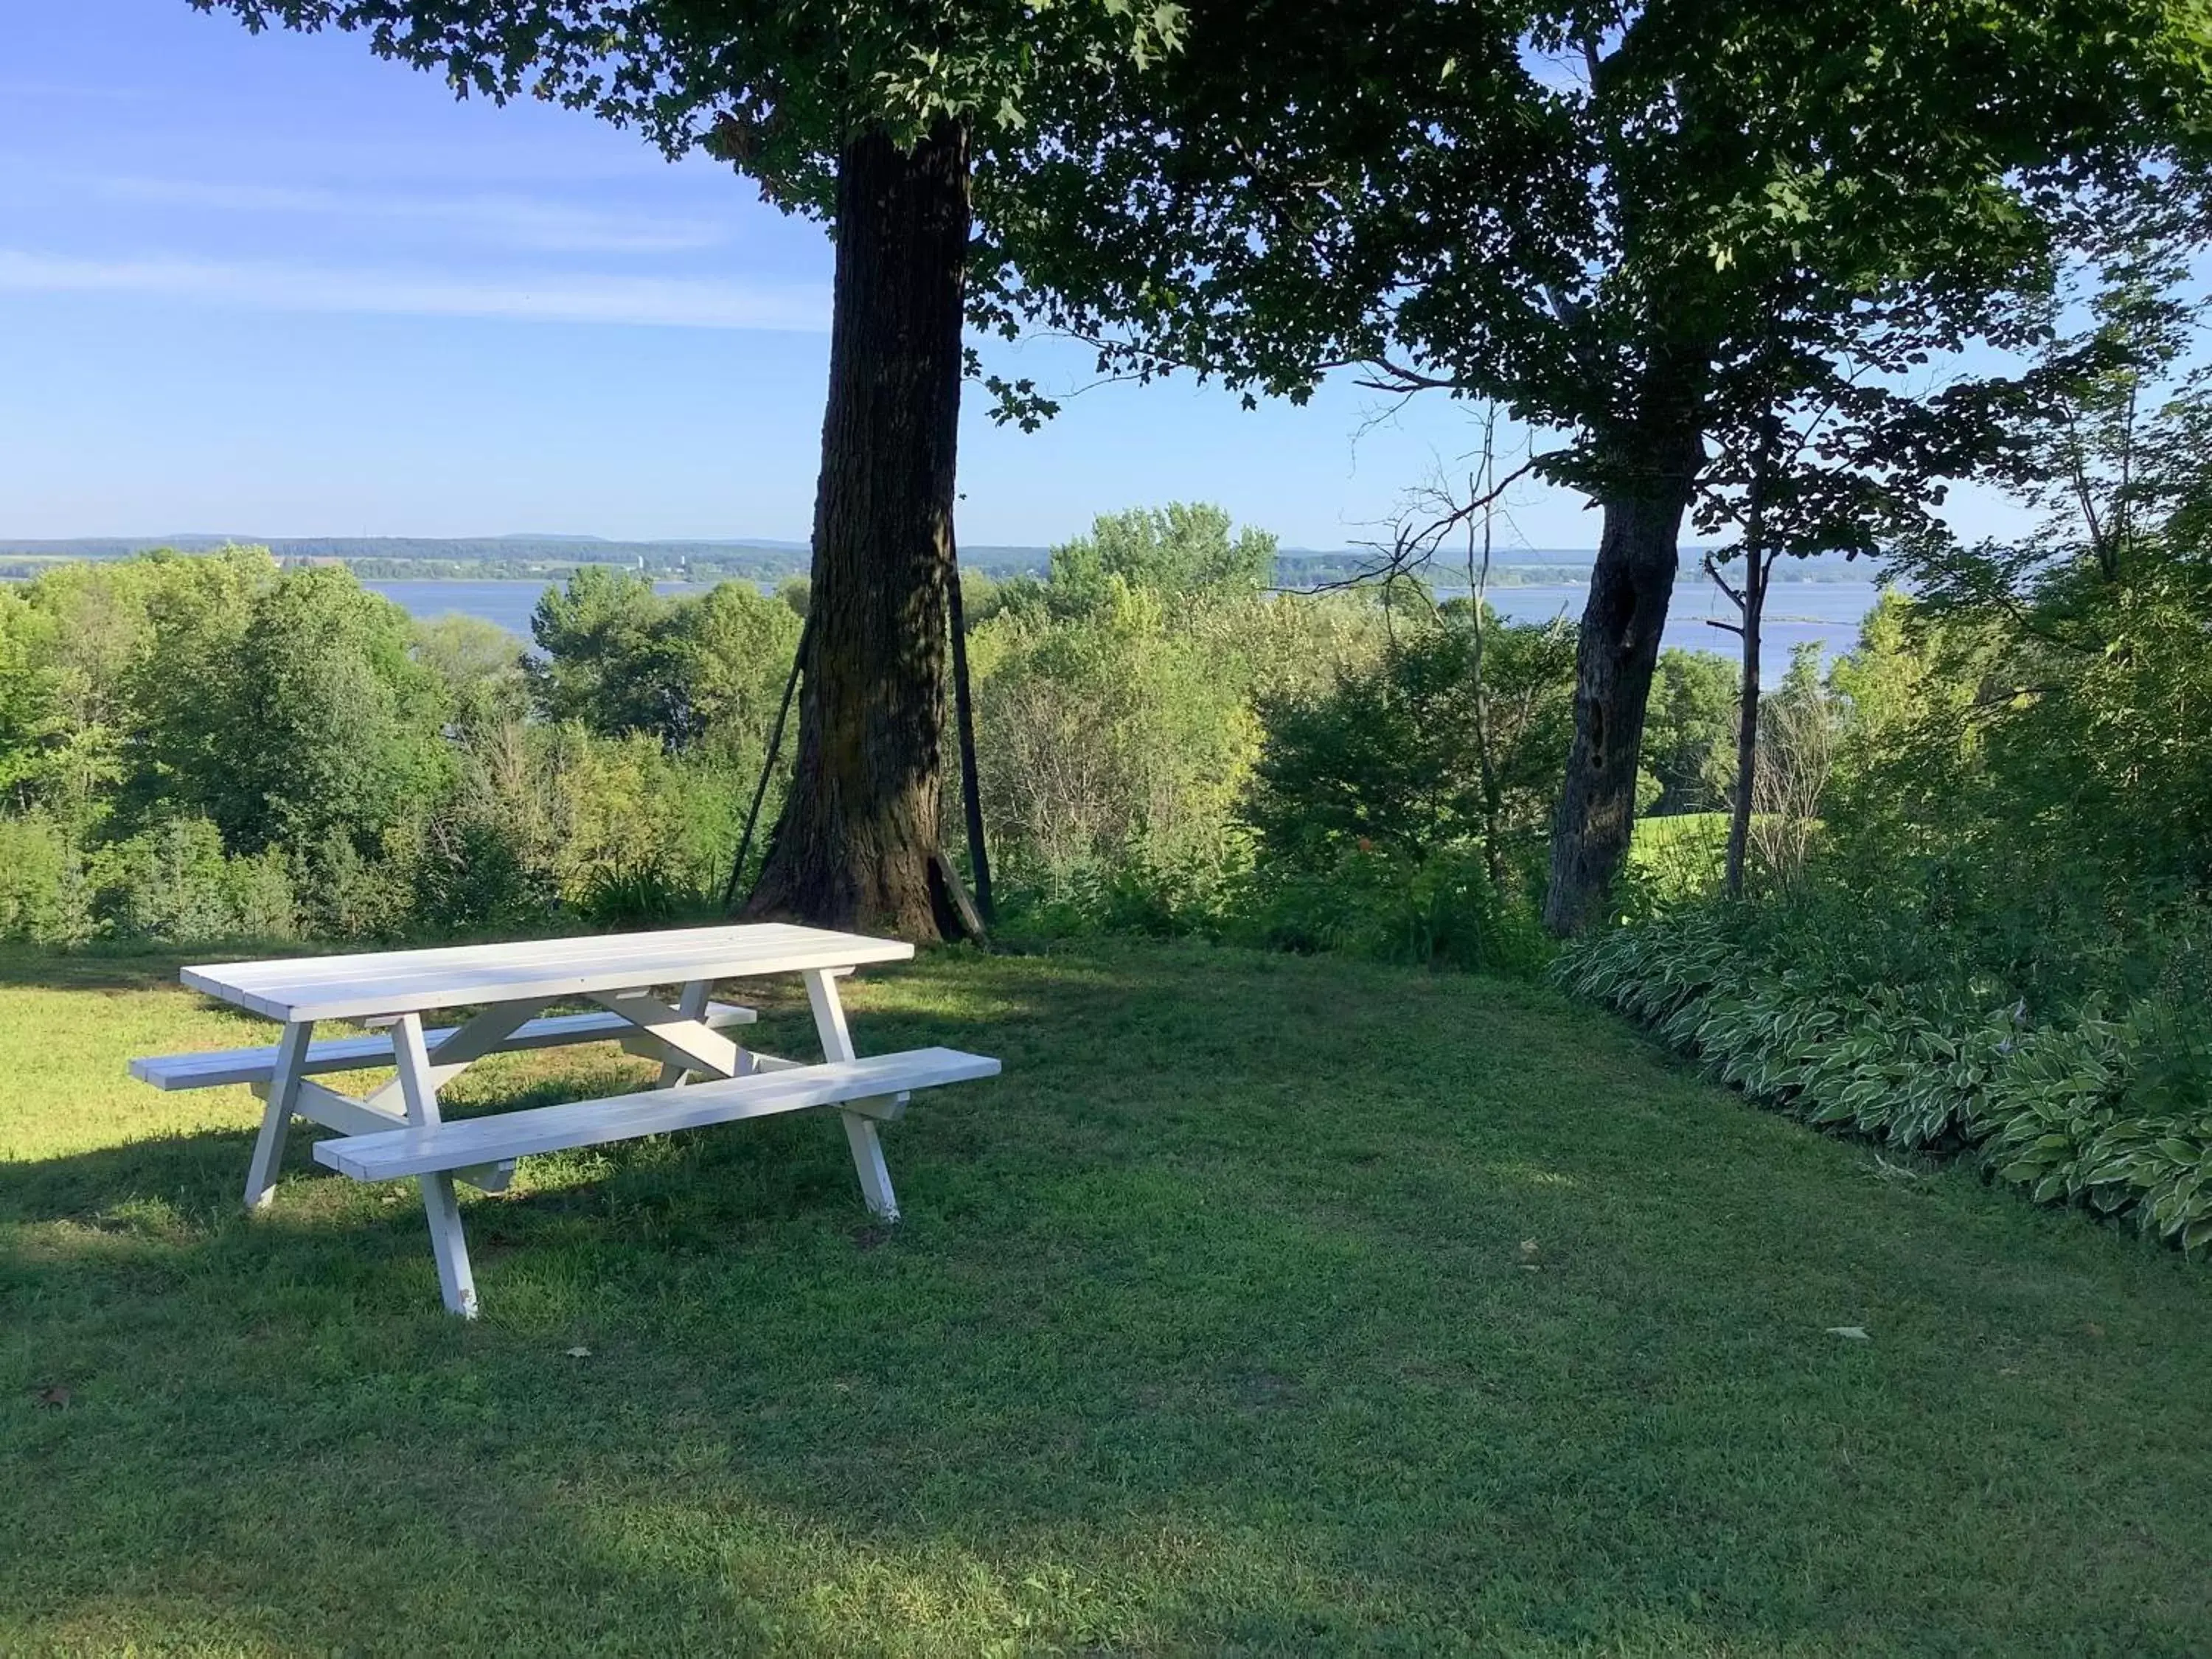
[370,577,1888,677]
[1479,581,1885,676]
[366,579,714,638]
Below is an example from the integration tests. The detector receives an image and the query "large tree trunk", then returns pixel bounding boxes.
[746,119,972,940]
[1542,434,1702,936]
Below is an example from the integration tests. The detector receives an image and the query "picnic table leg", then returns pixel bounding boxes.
[361,999,549,1194]
[801,968,899,1222]
[393,1012,480,1318]
[243,1019,314,1209]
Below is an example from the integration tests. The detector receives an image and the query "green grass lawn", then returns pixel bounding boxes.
[3,940,2208,1656]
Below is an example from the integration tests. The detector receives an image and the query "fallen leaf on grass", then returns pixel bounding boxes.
[564,1346,592,1359]
[32,1385,70,1408]
[1826,1326,1871,1340]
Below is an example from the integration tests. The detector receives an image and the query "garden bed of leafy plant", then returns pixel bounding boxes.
[1557,902,2212,1256]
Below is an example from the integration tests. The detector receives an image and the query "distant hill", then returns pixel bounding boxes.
[0,535,1060,582]
[0,535,1879,585]
[1273,546,1877,587]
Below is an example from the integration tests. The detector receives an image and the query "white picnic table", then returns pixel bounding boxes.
[130,923,999,1317]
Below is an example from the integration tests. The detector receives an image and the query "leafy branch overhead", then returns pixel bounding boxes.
[192,0,1186,210]
[987,0,2210,481]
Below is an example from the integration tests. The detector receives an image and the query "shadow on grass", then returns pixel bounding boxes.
[0,1125,260,1228]
[5,942,2211,1654]
[0,945,198,993]
[0,1121,1832,1655]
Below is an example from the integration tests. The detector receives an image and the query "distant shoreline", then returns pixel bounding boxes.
[354,574,1883,677]
[0,538,1882,588]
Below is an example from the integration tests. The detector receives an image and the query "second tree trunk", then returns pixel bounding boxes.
[1543,434,1701,936]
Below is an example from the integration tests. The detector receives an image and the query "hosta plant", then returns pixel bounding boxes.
[1557,910,2212,1256]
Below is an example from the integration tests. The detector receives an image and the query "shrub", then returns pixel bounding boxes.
[972,585,1259,897]
[293,829,411,944]
[1245,606,1573,885]
[125,556,449,855]
[1622,813,1731,912]
[1225,844,1551,977]
[0,813,92,945]
[1640,649,1739,815]
[396,813,557,938]
[89,815,299,944]
[574,854,711,930]
[224,846,299,942]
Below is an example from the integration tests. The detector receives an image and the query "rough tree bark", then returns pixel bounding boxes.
[746,119,972,940]
[1542,430,1703,936]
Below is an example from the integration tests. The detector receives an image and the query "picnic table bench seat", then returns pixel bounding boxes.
[129,1002,757,1091]
[313,1047,1000,1181]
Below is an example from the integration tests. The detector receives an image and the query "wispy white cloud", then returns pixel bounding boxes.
[0,248,828,331]
[89,175,731,254]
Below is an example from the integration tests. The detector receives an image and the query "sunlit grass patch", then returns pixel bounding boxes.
[2,939,2208,1655]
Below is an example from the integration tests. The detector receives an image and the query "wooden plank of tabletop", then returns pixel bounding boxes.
[181,923,916,1024]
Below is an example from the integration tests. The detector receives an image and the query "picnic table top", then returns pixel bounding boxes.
[183,922,916,1024]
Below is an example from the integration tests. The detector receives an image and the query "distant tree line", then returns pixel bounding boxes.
[0,506,1708,967]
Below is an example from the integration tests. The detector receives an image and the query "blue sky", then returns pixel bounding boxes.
[1,0,2028,551]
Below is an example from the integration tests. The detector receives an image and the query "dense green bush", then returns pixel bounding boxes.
[994,844,1230,942]
[117,555,450,855]
[961,511,1579,978]
[1225,844,1551,976]
[0,549,796,946]
[395,813,558,938]
[994,833,1551,978]
[528,566,800,764]
[1640,650,1739,816]
[963,509,1389,919]
[88,816,298,945]
[1245,604,1574,883]
[0,812,91,945]
[970,582,1260,898]
[573,855,714,930]
[1620,813,1731,913]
